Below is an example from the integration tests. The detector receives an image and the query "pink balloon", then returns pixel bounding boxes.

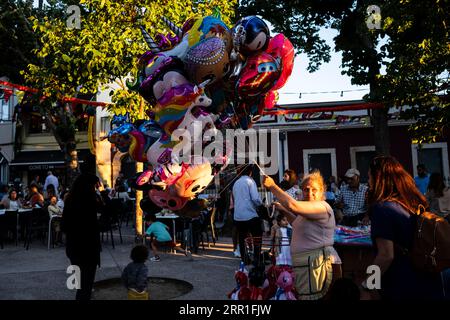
[148,189,188,211]
[266,34,295,91]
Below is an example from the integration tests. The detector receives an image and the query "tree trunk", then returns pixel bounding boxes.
[369,68,391,156]
[135,98,145,242]
[371,107,390,155]
[65,141,80,188]
[135,162,144,242]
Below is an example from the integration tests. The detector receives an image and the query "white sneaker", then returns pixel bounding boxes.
[233,249,241,258]
[150,256,161,262]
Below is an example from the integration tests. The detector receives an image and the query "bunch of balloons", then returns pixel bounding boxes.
[108,11,294,215]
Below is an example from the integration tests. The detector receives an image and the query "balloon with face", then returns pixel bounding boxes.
[139,57,189,105]
[148,189,188,211]
[233,16,270,56]
[169,157,214,199]
[237,51,281,100]
[184,37,230,85]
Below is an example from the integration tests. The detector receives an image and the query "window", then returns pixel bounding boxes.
[100,117,110,137]
[303,148,337,182]
[28,115,51,134]
[350,146,376,183]
[411,143,449,181]
[1,98,10,121]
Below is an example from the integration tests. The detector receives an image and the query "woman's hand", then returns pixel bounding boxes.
[262,175,276,189]
[271,201,284,211]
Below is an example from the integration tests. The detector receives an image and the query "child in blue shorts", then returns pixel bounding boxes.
[145,213,173,261]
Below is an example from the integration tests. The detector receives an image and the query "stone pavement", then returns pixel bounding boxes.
[0,226,240,300]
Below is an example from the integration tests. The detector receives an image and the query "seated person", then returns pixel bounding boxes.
[115,185,132,202]
[0,189,22,210]
[29,185,44,208]
[145,213,173,262]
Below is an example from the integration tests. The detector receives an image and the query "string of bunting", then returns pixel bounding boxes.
[263,102,384,116]
[0,80,111,107]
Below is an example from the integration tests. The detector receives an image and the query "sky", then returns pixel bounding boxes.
[276,28,370,105]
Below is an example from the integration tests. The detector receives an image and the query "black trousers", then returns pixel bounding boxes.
[235,217,263,266]
[70,259,98,301]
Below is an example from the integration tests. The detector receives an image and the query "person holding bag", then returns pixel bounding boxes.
[263,171,342,300]
[362,156,445,300]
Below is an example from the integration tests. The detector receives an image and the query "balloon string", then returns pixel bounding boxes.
[218,163,250,196]
[252,159,266,176]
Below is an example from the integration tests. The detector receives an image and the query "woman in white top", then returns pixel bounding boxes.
[1,189,22,210]
[263,171,341,300]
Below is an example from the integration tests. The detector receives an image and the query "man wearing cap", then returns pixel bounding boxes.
[335,168,369,227]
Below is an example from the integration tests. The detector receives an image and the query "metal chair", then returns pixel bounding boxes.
[23,208,49,250]
[99,200,123,249]
[0,210,19,248]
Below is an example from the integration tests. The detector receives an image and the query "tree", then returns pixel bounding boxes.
[0,0,79,83]
[239,0,449,153]
[20,0,236,182]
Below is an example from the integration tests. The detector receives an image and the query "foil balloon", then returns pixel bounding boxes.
[107,122,135,153]
[153,83,212,137]
[187,15,233,53]
[135,170,154,190]
[151,162,189,189]
[237,51,281,99]
[170,157,214,198]
[138,120,163,145]
[266,34,295,91]
[184,37,230,85]
[139,58,189,105]
[233,16,270,56]
[148,189,188,211]
[146,138,173,167]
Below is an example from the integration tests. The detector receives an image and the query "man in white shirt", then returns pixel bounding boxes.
[44,171,59,194]
[232,165,263,266]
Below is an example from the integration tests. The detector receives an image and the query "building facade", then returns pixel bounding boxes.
[255,100,450,185]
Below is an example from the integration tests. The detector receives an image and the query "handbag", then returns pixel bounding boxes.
[256,205,270,220]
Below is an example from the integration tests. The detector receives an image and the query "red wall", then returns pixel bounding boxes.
[286,125,416,178]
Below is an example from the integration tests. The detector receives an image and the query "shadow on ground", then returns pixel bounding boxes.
[93,277,193,300]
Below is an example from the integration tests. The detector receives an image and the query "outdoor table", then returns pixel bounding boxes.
[334,225,375,287]
[154,212,179,245]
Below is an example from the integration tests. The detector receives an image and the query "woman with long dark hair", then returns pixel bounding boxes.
[61,173,102,300]
[363,156,444,300]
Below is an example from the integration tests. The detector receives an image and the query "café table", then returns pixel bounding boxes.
[154,212,179,245]
[334,225,375,295]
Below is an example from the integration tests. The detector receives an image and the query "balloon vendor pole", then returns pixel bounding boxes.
[253,160,266,176]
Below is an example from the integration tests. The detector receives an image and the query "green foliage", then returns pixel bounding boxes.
[239,0,449,143]
[24,0,237,120]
